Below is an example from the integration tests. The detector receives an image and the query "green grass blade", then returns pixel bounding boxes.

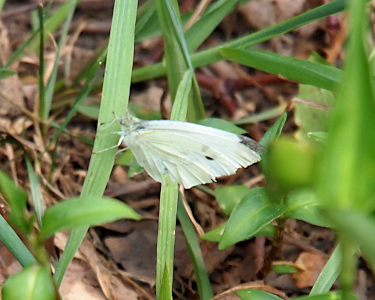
[0,215,36,267]
[170,70,193,121]
[221,48,342,91]
[47,63,103,149]
[53,0,138,286]
[25,156,44,227]
[132,0,346,82]
[155,0,205,121]
[37,5,46,125]
[185,0,240,53]
[41,0,78,121]
[177,197,214,300]
[157,176,178,299]
[28,0,83,52]
[310,245,342,295]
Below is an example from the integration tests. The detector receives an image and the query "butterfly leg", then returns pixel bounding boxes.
[93,135,125,154]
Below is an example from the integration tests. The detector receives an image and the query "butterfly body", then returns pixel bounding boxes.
[118,115,263,189]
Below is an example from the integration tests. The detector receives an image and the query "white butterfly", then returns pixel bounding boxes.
[105,114,264,189]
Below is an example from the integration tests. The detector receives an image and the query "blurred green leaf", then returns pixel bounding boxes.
[237,289,283,300]
[0,69,16,79]
[39,196,141,240]
[264,138,318,194]
[294,85,334,142]
[219,188,285,249]
[327,209,375,273]
[0,170,29,233]
[2,264,57,300]
[308,132,328,144]
[273,264,298,274]
[318,0,375,213]
[77,103,100,119]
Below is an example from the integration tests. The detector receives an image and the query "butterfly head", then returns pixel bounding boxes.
[119,112,140,130]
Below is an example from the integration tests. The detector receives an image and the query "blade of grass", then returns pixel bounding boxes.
[0,215,36,267]
[47,63,103,150]
[310,245,342,295]
[157,176,178,299]
[177,197,214,300]
[38,4,46,127]
[220,48,342,91]
[53,0,138,286]
[28,0,83,52]
[155,70,193,298]
[185,0,240,53]
[155,0,205,121]
[317,0,375,297]
[25,155,45,227]
[132,0,346,83]
[41,0,79,121]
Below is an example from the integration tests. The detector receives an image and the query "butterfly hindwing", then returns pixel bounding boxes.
[122,119,262,188]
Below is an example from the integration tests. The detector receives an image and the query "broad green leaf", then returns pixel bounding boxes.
[200,222,226,242]
[201,221,275,242]
[285,189,331,228]
[215,185,250,215]
[219,188,285,249]
[39,196,141,240]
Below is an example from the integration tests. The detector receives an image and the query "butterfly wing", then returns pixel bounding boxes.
[123,120,263,189]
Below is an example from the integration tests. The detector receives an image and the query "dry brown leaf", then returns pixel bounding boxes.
[292,252,326,288]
